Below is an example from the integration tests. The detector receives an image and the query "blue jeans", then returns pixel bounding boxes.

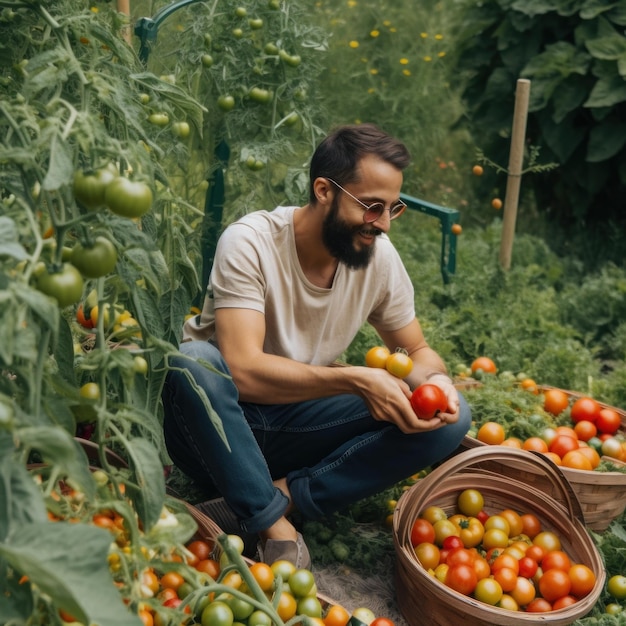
[162,340,471,534]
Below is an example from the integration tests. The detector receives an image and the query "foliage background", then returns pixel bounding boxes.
[1,0,626,624]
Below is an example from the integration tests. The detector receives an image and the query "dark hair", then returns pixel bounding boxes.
[308,123,411,203]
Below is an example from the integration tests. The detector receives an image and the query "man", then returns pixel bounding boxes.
[162,124,471,568]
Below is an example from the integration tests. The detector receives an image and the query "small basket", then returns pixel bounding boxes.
[458,382,626,531]
[393,446,606,626]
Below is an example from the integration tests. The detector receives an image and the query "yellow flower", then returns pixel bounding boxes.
[390,27,397,33]
[435,34,444,40]
[402,69,411,76]
[383,20,391,27]
[438,51,446,58]
[349,40,359,48]
[423,56,432,62]
[420,32,428,38]
[369,68,379,75]
[399,58,409,65]
[370,30,380,37]
[367,88,376,94]
[348,0,357,6]
[90,5,98,11]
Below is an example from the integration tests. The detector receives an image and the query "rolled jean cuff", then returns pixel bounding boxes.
[239,487,290,534]
[286,471,324,521]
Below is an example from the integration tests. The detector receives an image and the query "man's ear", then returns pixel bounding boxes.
[313,177,333,206]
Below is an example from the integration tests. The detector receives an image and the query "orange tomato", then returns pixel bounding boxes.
[561,450,593,471]
[159,571,184,591]
[541,550,571,572]
[385,350,413,378]
[510,576,536,606]
[541,451,563,465]
[520,378,539,394]
[522,437,548,453]
[476,421,505,445]
[501,437,523,448]
[574,420,597,442]
[451,223,463,235]
[472,164,484,176]
[543,388,570,416]
[568,564,596,598]
[520,512,542,539]
[576,445,601,469]
[323,605,351,626]
[470,356,497,375]
[498,509,523,537]
[249,562,275,592]
[365,346,390,369]
[186,539,212,562]
[195,558,220,578]
[491,198,503,210]
[276,591,298,621]
[539,568,572,602]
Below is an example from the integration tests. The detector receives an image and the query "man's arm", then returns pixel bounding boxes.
[216,309,454,433]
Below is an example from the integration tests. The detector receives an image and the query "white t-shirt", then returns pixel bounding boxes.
[183,206,416,365]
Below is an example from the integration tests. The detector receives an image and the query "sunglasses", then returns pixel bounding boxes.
[327,178,407,223]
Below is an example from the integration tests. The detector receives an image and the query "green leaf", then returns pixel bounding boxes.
[0,290,17,366]
[0,557,34,621]
[41,132,73,191]
[52,315,76,387]
[123,436,166,531]
[0,216,29,260]
[0,522,142,626]
[587,119,626,162]
[16,427,96,501]
[580,0,621,20]
[17,284,60,337]
[584,75,626,107]
[586,33,626,61]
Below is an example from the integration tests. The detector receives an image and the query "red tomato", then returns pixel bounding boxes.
[518,556,538,579]
[525,598,553,612]
[442,535,464,551]
[446,564,478,595]
[410,518,435,547]
[370,619,395,626]
[410,384,448,420]
[596,408,621,435]
[549,434,579,458]
[541,550,571,572]
[570,397,601,423]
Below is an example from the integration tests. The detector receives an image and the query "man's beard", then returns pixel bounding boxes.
[321,197,381,270]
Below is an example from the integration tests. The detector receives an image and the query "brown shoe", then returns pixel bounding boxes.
[257,532,311,569]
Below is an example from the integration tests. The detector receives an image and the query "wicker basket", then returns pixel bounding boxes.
[457,382,626,531]
[393,446,605,626]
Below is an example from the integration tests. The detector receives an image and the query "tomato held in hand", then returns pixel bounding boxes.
[385,351,413,378]
[410,384,447,420]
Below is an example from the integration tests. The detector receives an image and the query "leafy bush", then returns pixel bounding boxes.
[452,0,626,265]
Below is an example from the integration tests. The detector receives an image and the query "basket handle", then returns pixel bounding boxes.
[436,446,585,529]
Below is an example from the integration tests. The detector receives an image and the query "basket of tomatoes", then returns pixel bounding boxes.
[456,379,626,532]
[392,446,605,626]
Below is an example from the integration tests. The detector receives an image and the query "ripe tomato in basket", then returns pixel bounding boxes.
[410,384,447,419]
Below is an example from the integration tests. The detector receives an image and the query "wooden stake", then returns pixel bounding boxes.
[117,0,132,45]
[499,79,531,270]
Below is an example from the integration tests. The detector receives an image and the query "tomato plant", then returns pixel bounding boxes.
[410,384,448,419]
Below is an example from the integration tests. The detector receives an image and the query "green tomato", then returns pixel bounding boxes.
[201,54,214,68]
[234,7,247,17]
[133,356,149,375]
[296,596,322,617]
[73,166,117,211]
[268,0,280,8]
[247,611,272,626]
[279,49,301,67]
[248,18,263,29]
[232,28,244,39]
[203,33,212,47]
[352,608,376,625]
[148,112,169,127]
[104,178,153,218]
[139,93,150,104]
[607,575,626,600]
[36,263,84,308]
[248,87,272,104]
[287,569,314,597]
[201,601,234,626]
[172,121,191,138]
[217,593,254,621]
[70,236,117,278]
[264,42,279,55]
[79,382,100,401]
[284,111,299,126]
[217,95,236,112]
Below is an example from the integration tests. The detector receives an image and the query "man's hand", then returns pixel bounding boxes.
[356,367,454,434]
